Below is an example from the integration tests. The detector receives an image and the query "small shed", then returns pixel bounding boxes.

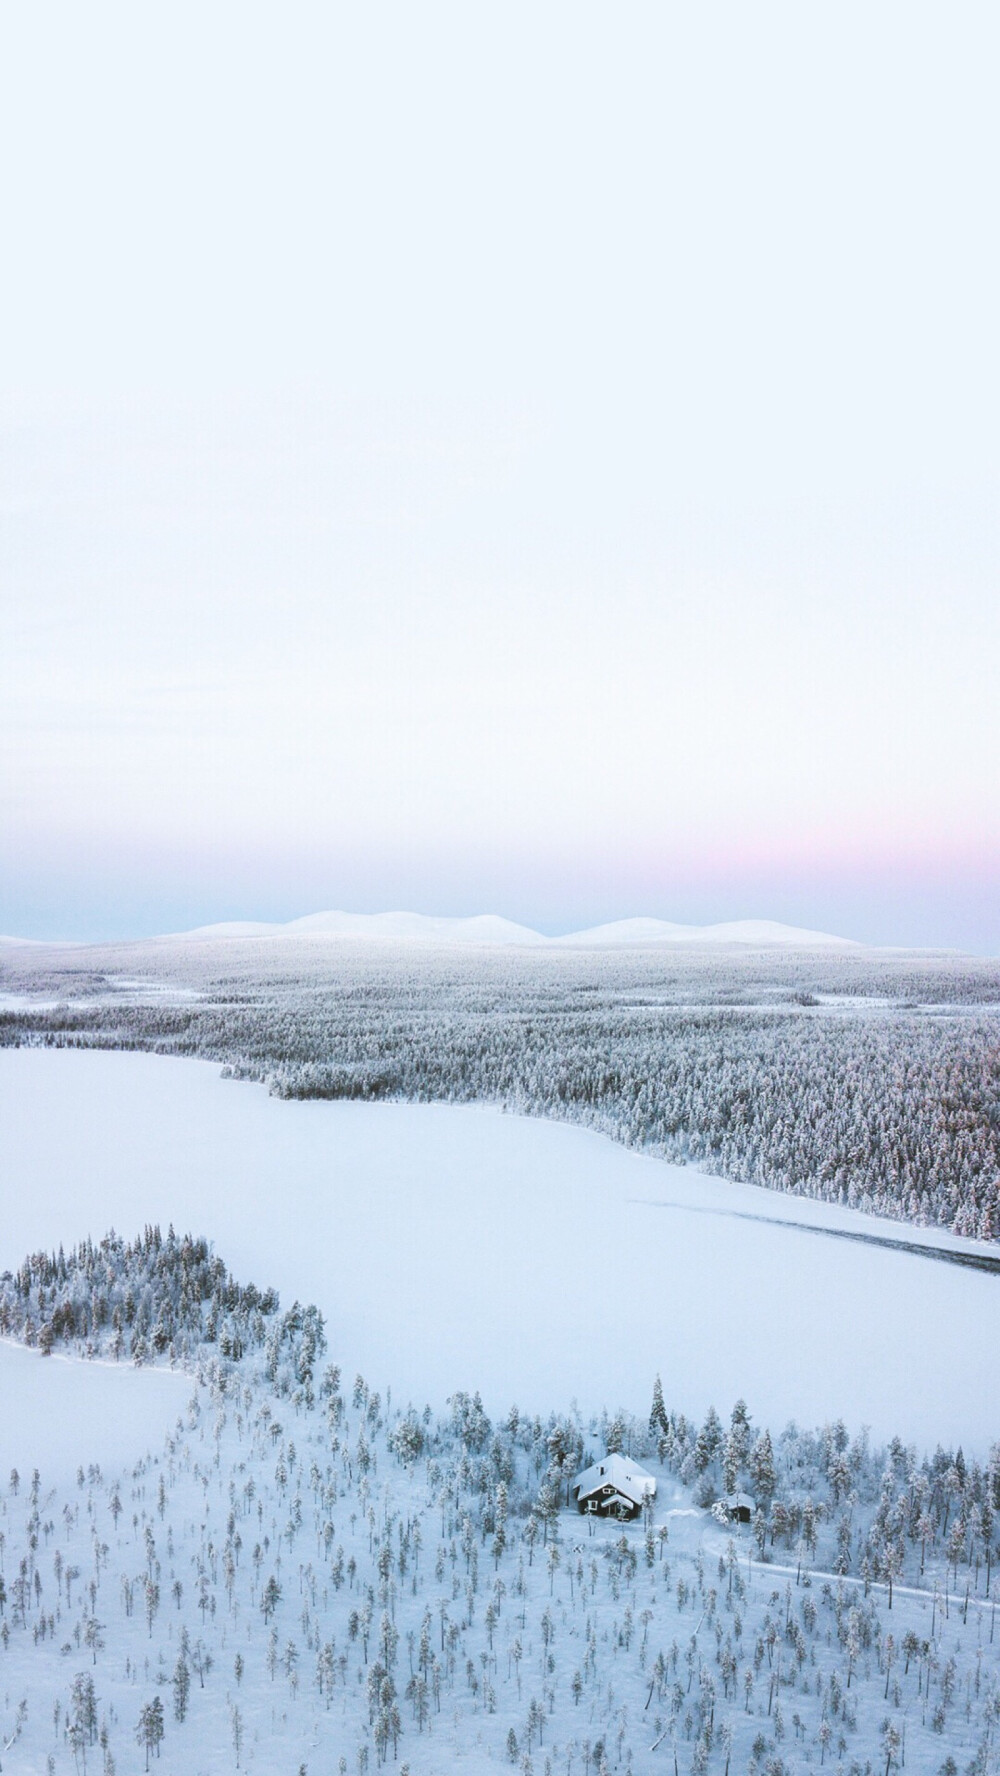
[572,1453,656,1522]
[725,1491,756,1525]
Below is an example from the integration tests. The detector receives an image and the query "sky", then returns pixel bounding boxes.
[1,3,997,950]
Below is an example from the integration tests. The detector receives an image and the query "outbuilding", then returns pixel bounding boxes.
[725,1491,756,1524]
[572,1453,656,1521]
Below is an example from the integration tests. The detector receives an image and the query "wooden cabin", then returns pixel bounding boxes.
[572,1453,656,1521]
[725,1491,756,1524]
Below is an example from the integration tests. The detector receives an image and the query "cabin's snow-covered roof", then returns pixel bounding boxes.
[726,1491,756,1513]
[573,1452,656,1507]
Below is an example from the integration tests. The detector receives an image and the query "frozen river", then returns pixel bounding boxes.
[2,1046,998,1453]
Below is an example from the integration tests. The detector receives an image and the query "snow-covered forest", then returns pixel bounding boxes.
[0,1228,283,1367]
[3,1225,1000,1776]
[3,938,999,1242]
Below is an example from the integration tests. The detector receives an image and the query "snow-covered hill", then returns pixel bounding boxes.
[555,916,859,947]
[161,909,857,947]
[0,932,75,946]
[176,909,547,944]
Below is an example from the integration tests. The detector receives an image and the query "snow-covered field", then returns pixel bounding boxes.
[2,1047,999,1453]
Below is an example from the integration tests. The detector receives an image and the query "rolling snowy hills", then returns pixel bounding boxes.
[554,916,859,947]
[159,909,858,947]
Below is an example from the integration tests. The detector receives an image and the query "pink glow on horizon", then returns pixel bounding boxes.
[618,832,999,888]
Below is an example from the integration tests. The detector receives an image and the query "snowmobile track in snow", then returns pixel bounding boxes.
[633,1197,1000,1272]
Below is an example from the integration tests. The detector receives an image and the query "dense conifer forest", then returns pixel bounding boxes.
[0,1227,281,1366]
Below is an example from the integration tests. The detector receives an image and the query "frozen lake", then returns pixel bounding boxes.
[2,1046,999,1453]
[0,1341,192,1485]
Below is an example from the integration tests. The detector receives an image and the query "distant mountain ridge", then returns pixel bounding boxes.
[556,917,858,948]
[168,910,860,948]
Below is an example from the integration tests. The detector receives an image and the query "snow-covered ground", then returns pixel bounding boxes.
[0,978,202,1011]
[0,1341,191,1486]
[2,1048,999,1453]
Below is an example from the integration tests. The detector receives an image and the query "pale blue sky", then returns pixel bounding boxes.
[2,4,997,947]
